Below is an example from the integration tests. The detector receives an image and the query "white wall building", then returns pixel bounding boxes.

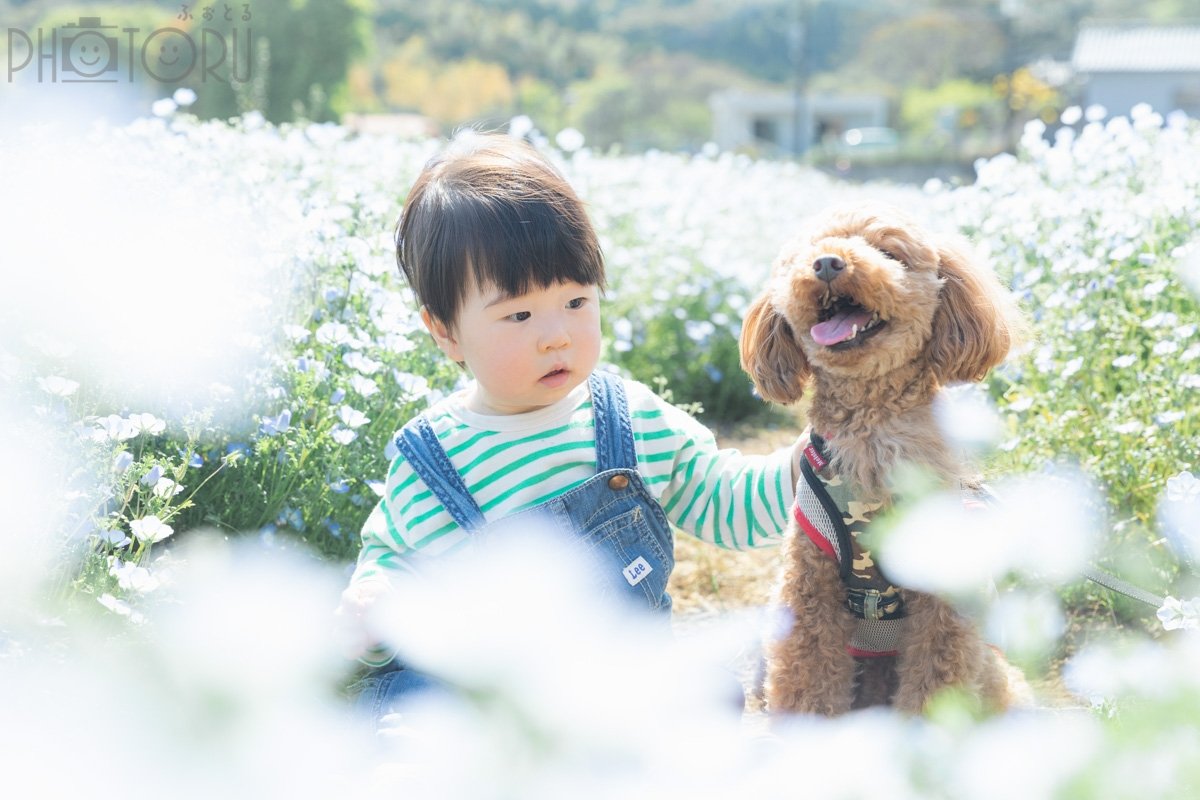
[709,89,888,155]
[1072,22,1200,118]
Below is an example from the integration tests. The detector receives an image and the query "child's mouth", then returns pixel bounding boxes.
[540,367,569,386]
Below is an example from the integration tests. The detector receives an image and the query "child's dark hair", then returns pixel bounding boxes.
[395,133,605,328]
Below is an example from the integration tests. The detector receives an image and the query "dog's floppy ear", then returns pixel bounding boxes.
[739,292,810,404]
[927,241,1023,383]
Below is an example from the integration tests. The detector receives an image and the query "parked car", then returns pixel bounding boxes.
[833,126,900,156]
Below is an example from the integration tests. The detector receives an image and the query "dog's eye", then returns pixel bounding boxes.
[879,249,897,261]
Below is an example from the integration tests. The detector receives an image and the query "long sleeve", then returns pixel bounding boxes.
[623,381,795,550]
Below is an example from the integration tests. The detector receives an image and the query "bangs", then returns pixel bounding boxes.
[461,192,605,301]
[395,134,606,327]
[400,167,605,325]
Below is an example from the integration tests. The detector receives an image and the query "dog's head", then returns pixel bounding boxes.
[740,204,1021,403]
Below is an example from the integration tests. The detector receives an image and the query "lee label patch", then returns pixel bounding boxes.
[623,556,653,586]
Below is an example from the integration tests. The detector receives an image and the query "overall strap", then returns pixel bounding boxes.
[588,371,638,472]
[394,416,487,533]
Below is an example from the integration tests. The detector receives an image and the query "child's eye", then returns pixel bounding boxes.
[567,297,587,309]
[507,311,532,322]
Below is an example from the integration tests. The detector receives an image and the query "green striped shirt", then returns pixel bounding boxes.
[350,376,793,590]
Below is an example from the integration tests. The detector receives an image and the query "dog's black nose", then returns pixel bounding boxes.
[813,255,845,283]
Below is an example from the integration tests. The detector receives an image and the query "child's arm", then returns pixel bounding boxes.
[335,500,417,665]
[630,381,800,549]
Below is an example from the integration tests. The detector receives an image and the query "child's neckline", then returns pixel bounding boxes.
[443,380,592,431]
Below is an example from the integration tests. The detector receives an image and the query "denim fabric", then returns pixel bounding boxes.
[354,371,675,724]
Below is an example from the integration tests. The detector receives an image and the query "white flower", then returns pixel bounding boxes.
[331,426,358,445]
[1166,471,1200,504]
[684,320,715,342]
[96,414,139,442]
[342,351,382,374]
[338,405,369,429]
[1007,396,1033,412]
[1182,374,1200,389]
[349,374,379,398]
[315,321,352,346]
[127,413,166,436]
[1157,596,1200,631]
[1143,311,1178,329]
[555,127,585,153]
[129,515,175,544]
[172,87,197,107]
[37,376,79,397]
[1061,357,1083,379]
[151,98,177,117]
[108,557,161,593]
[1156,410,1185,425]
[97,593,145,624]
[1114,421,1142,435]
[97,528,131,548]
[153,477,185,499]
[282,324,311,343]
[1153,340,1180,356]
[394,370,430,400]
[1060,105,1083,125]
[508,115,535,138]
[1112,354,1137,368]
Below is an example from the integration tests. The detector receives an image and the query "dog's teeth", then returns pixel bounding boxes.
[851,324,859,338]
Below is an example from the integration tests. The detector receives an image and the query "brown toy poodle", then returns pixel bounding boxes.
[740,204,1029,716]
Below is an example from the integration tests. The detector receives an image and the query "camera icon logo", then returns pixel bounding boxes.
[61,17,118,80]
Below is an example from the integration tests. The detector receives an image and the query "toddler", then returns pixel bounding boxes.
[338,132,804,724]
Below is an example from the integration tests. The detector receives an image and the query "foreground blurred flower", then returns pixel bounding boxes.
[934,383,1003,453]
[879,468,1100,597]
[37,376,79,397]
[1159,470,1199,573]
[129,515,174,544]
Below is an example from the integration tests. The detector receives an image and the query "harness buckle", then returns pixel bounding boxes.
[846,588,901,621]
[863,590,881,620]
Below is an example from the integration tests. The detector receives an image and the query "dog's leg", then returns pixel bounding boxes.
[765,537,859,716]
[892,592,978,714]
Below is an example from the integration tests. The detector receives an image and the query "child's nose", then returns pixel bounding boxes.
[539,320,570,351]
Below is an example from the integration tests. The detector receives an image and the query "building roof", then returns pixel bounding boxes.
[1073,23,1200,73]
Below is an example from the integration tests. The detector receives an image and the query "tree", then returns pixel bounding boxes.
[184,0,372,123]
[855,10,1006,90]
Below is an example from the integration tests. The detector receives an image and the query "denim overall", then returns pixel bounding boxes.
[354,371,676,724]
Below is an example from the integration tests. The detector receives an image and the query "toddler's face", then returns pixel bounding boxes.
[423,278,601,415]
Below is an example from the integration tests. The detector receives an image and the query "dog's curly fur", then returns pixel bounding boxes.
[741,204,1028,716]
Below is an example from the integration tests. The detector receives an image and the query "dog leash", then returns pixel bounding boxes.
[977,482,1169,609]
[1081,564,1165,608]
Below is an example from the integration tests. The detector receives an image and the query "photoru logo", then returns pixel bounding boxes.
[7,15,253,84]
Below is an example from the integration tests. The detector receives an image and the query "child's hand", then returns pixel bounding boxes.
[334,579,391,661]
[790,433,806,487]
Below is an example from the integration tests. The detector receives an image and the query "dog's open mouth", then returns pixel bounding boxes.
[812,293,887,350]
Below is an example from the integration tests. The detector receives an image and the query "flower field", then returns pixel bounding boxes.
[1,100,1198,797]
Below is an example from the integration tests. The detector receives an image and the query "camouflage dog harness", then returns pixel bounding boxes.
[793,431,905,657]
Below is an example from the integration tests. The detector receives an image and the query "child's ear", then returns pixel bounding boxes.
[420,307,464,362]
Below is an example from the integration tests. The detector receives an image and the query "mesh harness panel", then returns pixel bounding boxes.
[793,432,905,657]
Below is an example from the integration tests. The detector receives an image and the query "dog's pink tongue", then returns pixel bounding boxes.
[811,308,873,345]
